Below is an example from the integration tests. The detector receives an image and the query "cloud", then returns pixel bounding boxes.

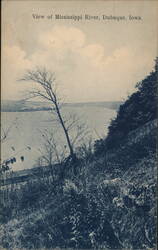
[39,26,85,50]
[2,25,155,102]
[2,46,32,100]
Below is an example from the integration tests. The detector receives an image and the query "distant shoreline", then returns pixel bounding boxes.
[1,108,52,113]
[1,100,122,112]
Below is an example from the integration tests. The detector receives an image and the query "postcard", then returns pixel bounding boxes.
[1,1,157,249]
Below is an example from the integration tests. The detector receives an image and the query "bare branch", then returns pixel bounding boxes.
[39,129,67,165]
[72,122,89,146]
[20,67,86,159]
[1,118,18,143]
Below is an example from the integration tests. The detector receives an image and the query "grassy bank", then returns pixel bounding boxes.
[0,123,156,249]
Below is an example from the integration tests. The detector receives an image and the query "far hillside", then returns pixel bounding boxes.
[1,100,122,112]
[94,58,158,153]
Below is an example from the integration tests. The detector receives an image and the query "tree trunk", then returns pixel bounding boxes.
[55,103,74,158]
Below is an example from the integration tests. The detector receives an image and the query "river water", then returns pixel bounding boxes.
[1,105,116,171]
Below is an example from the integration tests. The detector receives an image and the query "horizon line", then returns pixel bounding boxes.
[1,99,123,104]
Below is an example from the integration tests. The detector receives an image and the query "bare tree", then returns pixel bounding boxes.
[21,67,77,161]
[38,129,67,166]
[0,119,19,175]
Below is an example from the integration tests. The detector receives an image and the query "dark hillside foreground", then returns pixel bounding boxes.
[0,59,157,249]
[0,121,156,249]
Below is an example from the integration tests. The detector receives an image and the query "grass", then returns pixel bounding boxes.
[0,129,157,249]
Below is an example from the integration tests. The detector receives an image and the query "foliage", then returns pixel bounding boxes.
[0,60,157,249]
[95,58,157,152]
[0,147,156,249]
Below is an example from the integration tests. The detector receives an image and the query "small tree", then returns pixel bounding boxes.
[0,120,18,175]
[21,68,77,161]
[38,129,67,165]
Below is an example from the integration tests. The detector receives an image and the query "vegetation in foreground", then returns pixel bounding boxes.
[0,59,157,249]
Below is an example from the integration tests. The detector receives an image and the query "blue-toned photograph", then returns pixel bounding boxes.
[1,1,157,249]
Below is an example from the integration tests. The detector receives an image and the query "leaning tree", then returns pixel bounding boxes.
[21,67,83,162]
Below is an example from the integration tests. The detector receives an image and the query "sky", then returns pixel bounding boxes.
[2,0,158,103]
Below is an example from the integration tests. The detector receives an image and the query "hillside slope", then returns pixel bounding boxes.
[0,60,157,249]
[0,118,157,249]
